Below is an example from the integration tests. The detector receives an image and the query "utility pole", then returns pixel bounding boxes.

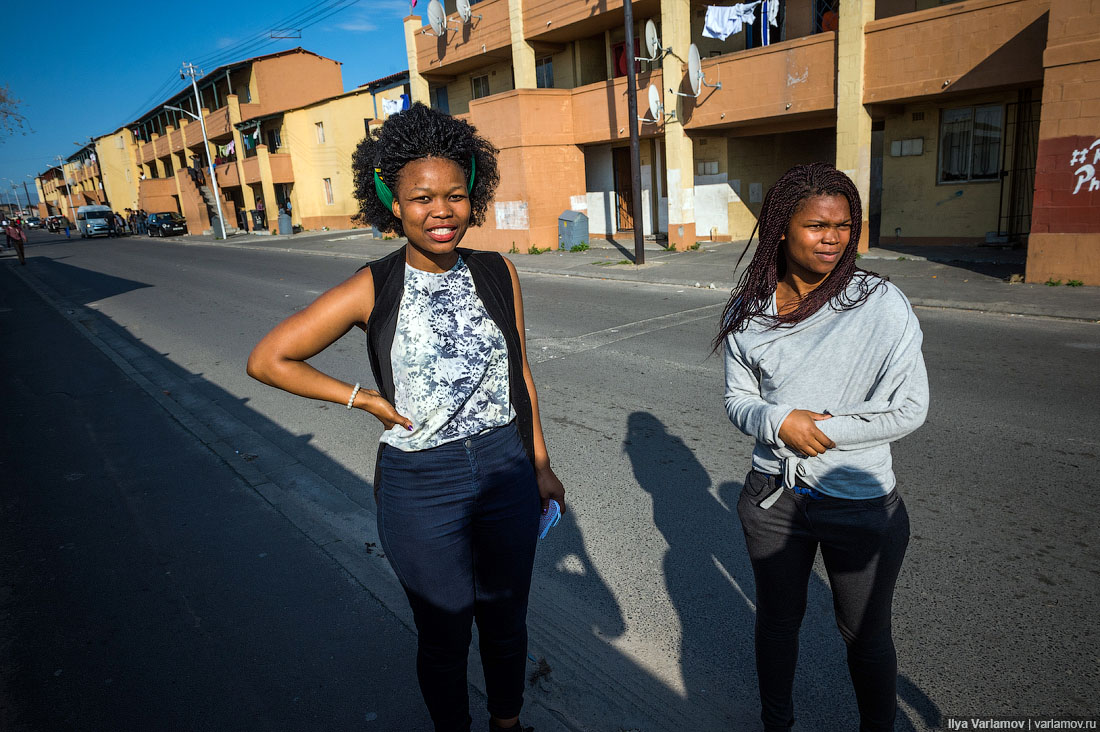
[622,0,646,265]
[23,177,34,213]
[181,62,227,239]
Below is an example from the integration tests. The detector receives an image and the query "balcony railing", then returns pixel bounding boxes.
[570,70,664,145]
[683,34,837,129]
[242,156,261,185]
[864,0,1048,103]
[204,106,233,138]
[416,0,512,77]
[268,153,294,183]
[524,0,661,43]
[215,161,241,188]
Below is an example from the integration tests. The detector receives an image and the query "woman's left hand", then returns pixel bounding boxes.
[536,465,566,514]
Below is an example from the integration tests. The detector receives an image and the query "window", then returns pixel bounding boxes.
[433,86,450,114]
[471,75,490,100]
[938,105,1002,183]
[536,57,554,89]
[266,129,282,152]
[611,41,641,78]
[323,178,334,205]
[315,121,326,144]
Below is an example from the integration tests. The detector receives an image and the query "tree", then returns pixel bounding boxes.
[0,85,27,139]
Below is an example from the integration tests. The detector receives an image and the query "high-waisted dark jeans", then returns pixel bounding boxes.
[737,470,910,732]
[377,421,540,732]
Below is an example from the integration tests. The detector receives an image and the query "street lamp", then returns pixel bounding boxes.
[167,61,227,239]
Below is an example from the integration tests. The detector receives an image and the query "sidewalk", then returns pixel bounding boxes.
[171,229,1100,322]
[0,263,432,730]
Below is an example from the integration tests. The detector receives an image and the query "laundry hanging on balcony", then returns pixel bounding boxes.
[382,97,403,116]
[702,0,779,41]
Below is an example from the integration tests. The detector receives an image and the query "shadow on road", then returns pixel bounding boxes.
[624,411,941,731]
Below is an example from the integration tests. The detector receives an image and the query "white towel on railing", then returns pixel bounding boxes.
[703,2,762,41]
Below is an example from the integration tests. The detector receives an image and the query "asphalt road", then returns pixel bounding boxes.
[5,230,1099,731]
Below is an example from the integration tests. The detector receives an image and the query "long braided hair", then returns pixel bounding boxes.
[713,162,886,350]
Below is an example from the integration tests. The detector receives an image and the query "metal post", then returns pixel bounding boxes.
[622,0,646,265]
[183,62,227,239]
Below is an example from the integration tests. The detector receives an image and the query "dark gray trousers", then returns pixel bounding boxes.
[737,470,911,732]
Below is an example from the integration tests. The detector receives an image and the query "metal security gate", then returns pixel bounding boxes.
[997,89,1042,240]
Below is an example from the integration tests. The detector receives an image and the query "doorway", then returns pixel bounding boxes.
[613,146,634,231]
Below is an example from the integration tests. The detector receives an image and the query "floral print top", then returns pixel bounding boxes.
[379,257,515,451]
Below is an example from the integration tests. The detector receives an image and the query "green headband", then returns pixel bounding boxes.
[374,157,476,210]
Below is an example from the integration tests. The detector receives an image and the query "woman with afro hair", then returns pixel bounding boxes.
[247,103,565,732]
[717,163,928,731]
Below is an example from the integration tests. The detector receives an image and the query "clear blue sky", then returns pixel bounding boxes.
[0,0,417,206]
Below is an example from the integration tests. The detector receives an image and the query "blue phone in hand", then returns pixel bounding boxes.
[538,500,561,539]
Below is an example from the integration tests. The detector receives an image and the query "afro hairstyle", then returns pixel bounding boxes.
[351,102,500,237]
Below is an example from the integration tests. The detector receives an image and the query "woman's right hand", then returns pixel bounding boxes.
[356,389,413,431]
[778,410,835,457]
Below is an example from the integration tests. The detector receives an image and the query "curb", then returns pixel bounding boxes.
[138,236,1100,322]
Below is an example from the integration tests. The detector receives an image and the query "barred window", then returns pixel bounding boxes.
[938,105,1002,183]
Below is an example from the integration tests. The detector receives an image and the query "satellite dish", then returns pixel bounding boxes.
[456,0,482,23]
[648,84,662,119]
[688,43,703,96]
[636,19,668,62]
[673,43,722,99]
[426,0,447,36]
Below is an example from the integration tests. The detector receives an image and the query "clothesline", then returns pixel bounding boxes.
[702,0,779,42]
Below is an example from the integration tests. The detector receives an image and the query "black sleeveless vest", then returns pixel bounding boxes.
[360,245,536,489]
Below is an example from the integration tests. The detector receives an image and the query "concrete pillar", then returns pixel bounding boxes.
[508,0,537,88]
[1025,0,1100,285]
[834,0,874,251]
[404,16,430,104]
[662,0,696,250]
[227,94,255,225]
[256,144,279,233]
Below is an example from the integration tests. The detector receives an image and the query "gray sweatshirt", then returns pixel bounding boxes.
[724,275,929,499]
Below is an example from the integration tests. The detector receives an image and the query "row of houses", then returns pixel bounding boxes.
[36,0,1100,283]
[35,49,411,236]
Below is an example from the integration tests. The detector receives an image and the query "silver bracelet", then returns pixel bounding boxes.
[346,382,361,410]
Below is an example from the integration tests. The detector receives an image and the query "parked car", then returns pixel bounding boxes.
[45,215,70,232]
[147,212,187,237]
[24,217,42,229]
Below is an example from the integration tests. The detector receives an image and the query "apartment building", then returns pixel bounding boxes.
[404,0,1100,283]
[37,48,411,236]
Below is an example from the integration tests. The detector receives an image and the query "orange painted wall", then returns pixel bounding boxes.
[864,0,1048,104]
[139,178,177,214]
[460,89,586,252]
[571,70,664,145]
[252,52,344,118]
[416,0,511,77]
[685,34,837,130]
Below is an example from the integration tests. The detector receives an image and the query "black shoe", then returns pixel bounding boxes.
[489,722,532,732]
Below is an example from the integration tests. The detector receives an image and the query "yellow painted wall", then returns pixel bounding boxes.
[880,90,1017,241]
[94,128,140,212]
[725,128,836,239]
[444,60,516,115]
[576,35,606,85]
[283,91,375,230]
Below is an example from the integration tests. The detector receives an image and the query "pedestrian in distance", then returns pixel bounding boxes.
[4,219,26,265]
[716,162,928,732]
[246,103,565,732]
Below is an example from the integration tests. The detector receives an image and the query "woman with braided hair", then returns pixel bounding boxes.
[248,103,564,732]
[718,162,928,731]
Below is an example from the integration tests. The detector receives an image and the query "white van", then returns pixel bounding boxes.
[76,205,114,238]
